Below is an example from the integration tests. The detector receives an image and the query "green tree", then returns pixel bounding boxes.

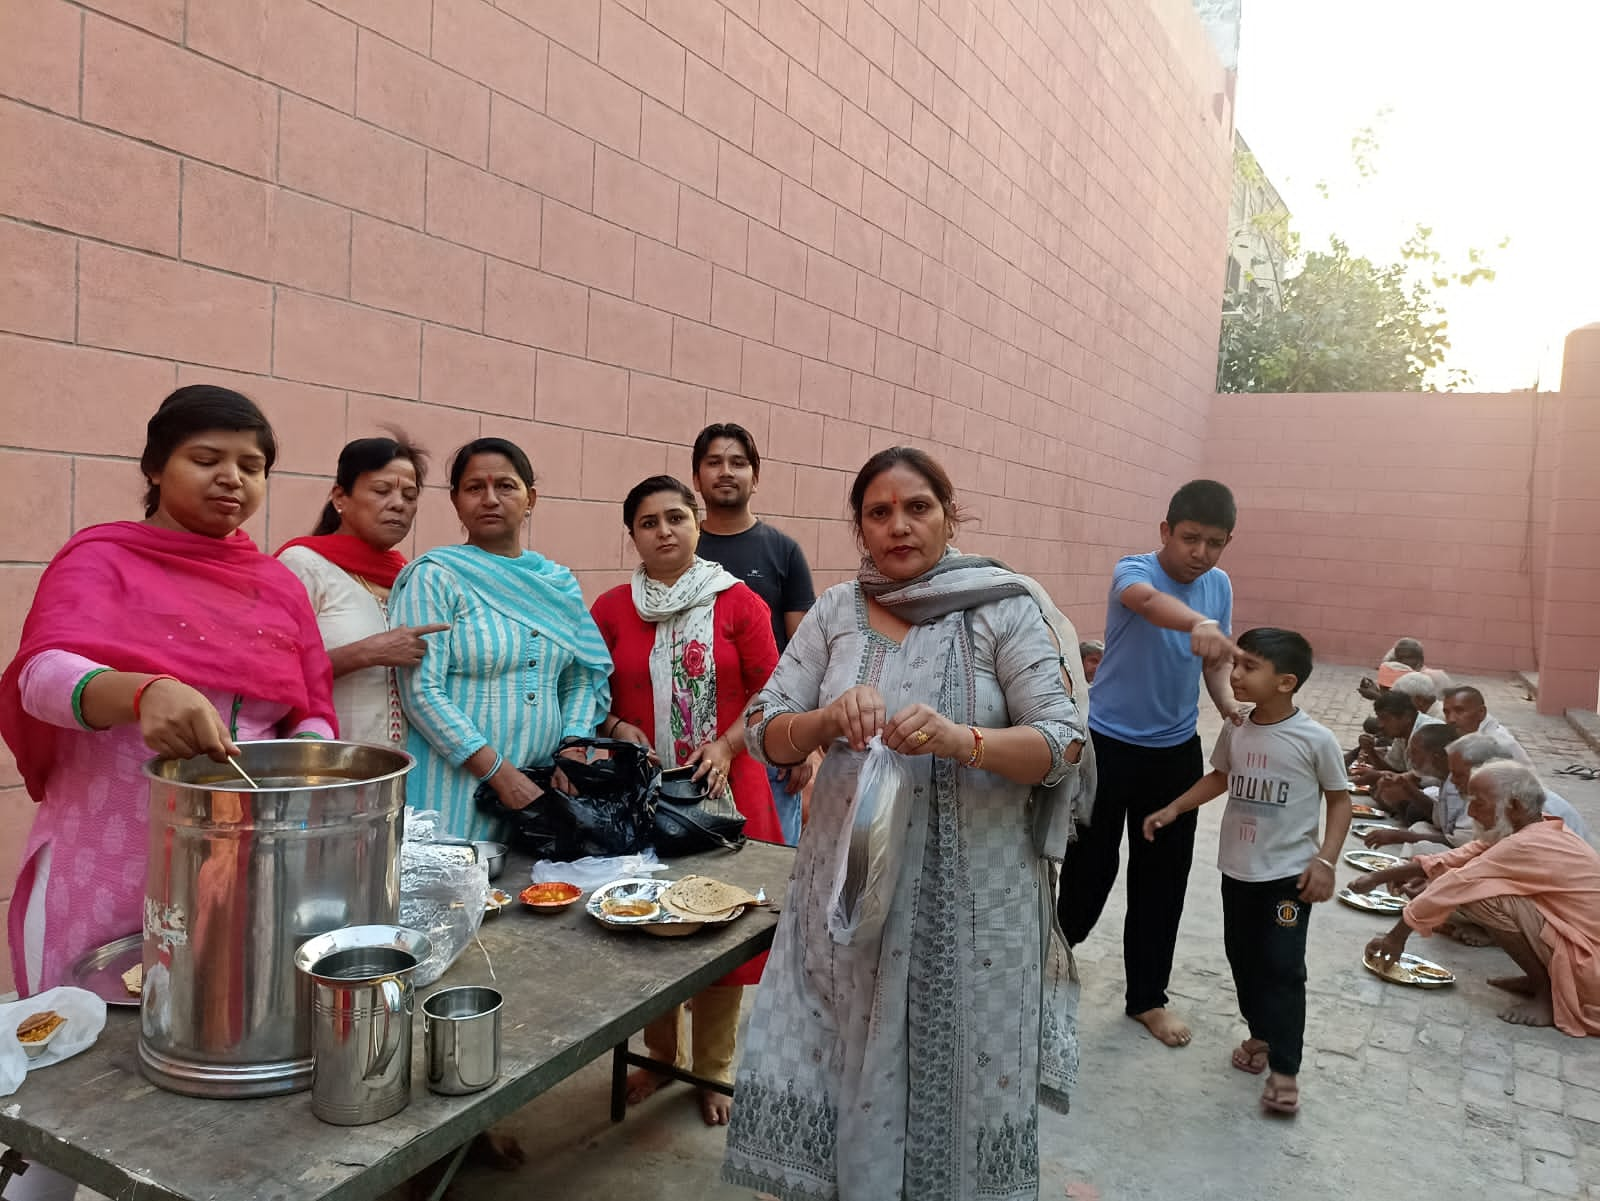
[1218,132,1501,393]
[1218,236,1458,392]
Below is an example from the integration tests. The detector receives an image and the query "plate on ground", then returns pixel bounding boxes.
[1350,820,1399,839]
[1337,886,1408,913]
[1346,781,1373,796]
[1363,951,1455,988]
[69,932,143,1008]
[1344,850,1403,872]
[587,878,745,930]
[1350,803,1388,819]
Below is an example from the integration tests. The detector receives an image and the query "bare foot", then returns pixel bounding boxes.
[625,1068,671,1105]
[1131,1007,1191,1047]
[1489,974,1536,996]
[1231,1039,1268,1074]
[1498,995,1556,1027]
[699,1087,732,1126]
[1440,921,1494,947]
[1260,1072,1299,1115]
[471,1130,525,1169]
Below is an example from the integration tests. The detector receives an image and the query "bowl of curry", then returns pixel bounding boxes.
[520,881,583,912]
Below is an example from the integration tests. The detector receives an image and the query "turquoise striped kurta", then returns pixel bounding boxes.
[390,547,612,841]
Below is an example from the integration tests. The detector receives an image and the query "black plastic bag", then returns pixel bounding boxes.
[476,736,657,862]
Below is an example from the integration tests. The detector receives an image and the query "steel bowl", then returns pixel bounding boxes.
[473,841,506,880]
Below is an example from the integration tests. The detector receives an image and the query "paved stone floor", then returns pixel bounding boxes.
[68,666,1600,1201]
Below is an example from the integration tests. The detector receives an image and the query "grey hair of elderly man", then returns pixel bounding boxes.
[1392,671,1440,708]
[1450,731,1522,768]
[1468,760,1547,826]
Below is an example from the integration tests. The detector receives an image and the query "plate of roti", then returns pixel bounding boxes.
[588,876,762,936]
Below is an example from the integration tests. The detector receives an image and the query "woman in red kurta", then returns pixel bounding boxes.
[590,475,780,1127]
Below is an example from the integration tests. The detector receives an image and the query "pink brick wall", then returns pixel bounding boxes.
[0,0,1235,990]
[1201,390,1550,675]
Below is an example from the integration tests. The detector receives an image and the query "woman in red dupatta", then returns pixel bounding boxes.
[0,385,337,1001]
[277,434,445,747]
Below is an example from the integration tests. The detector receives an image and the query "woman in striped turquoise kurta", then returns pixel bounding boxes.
[390,438,612,841]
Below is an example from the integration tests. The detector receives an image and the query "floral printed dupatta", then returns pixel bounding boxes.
[629,557,739,769]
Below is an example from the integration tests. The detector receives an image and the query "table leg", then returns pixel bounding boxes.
[610,1041,629,1122]
[425,1140,471,1201]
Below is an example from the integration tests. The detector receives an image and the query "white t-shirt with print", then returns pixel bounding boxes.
[1213,709,1348,882]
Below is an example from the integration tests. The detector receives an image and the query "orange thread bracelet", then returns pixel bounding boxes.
[131,674,178,720]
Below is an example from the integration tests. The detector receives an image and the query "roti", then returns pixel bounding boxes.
[122,963,144,996]
[661,876,759,918]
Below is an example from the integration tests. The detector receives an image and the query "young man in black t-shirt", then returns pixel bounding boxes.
[691,423,816,845]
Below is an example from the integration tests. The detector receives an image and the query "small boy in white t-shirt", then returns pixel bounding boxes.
[1143,627,1351,1116]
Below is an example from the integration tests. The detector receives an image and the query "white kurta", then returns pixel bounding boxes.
[279,545,404,747]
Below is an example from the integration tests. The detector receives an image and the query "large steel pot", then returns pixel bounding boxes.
[138,740,413,1098]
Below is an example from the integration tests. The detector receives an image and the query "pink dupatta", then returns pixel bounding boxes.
[0,521,338,801]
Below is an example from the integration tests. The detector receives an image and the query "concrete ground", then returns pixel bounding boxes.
[73,666,1600,1200]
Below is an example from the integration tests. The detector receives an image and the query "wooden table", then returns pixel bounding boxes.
[0,842,790,1201]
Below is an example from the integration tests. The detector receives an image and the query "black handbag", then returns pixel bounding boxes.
[475,736,657,861]
[651,766,747,856]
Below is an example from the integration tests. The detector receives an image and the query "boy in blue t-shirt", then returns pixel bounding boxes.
[1143,628,1352,1115]
[1057,480,1241,1048]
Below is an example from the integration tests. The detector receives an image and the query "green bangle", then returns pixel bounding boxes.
[70,668,113,730]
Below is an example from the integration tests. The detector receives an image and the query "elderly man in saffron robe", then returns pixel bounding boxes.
[1353,760,1600,1036]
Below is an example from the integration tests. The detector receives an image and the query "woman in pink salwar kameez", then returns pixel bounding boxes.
[0,385,338,1000]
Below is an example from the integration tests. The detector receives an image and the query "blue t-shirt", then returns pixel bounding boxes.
[1087,552,1232,748]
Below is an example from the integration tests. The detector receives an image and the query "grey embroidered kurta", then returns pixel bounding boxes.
[723,583,1083,1201]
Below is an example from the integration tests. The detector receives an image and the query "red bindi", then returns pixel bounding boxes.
[890,492,900,506]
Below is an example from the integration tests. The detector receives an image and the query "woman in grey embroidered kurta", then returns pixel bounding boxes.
[723,448,1085,1201]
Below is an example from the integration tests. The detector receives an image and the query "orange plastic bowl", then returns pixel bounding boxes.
[520,881,583,911]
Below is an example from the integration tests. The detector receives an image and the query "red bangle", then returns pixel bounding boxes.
[964,726,985,769]
[132,674,178,720]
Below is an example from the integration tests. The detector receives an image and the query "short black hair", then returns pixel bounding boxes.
[141,384,277,517]
[448,437,535,492]
[1374,691,1416,719]
[691,423,760,477]
[1166,479,1236,532]
[1236,627,1313,692]
[622,474,698,531]
[312,431,429,535]
[1445,685,1485,707]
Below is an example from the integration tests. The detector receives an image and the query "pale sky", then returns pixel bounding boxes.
[1233,0,1600,391]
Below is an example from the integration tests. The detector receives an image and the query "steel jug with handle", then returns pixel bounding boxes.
[293,925,431,1125]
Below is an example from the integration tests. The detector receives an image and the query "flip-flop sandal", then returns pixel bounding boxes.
[1231,1042,1268,1074]
[1260,1084,1300,1116]
[1555,764,1600,780]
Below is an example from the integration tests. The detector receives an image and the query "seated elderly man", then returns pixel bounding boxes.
[1358,655,1415,703]
[1392,637,1452,692]
[1441,686,1533,764]
[1352,692,1442,785]
[1356,762,1600,1034]
[1363,723,1459,838]
[1078,639,1103,685]
[1392,671,1445,719]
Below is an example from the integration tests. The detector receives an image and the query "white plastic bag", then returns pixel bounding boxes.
[0,986,108,1097]
[827,735,912,946]
[531,851,665,893]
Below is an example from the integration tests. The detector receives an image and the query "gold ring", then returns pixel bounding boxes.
[912,730,931,746]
